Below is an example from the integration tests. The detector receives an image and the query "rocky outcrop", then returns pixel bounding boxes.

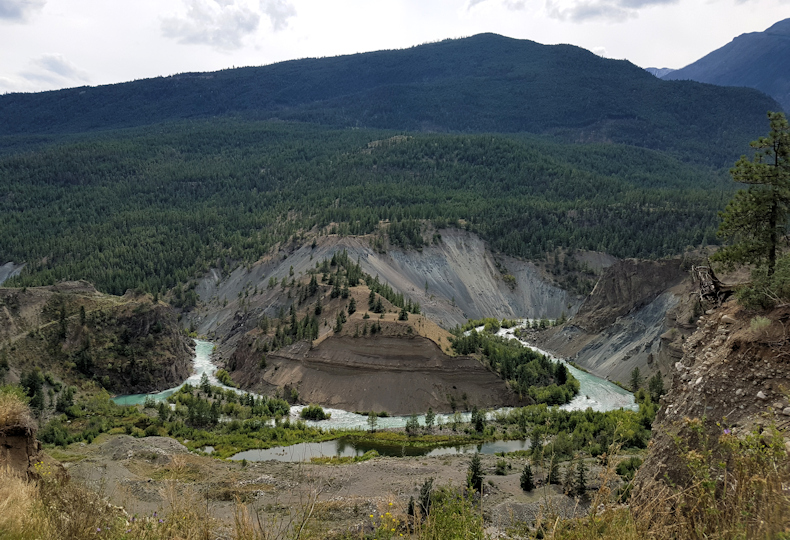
[0,262,24,286]
[0,423,40,479]
[0,398,66,481]
[0,283,193,394]
[573,258,686,334]
[85,301,193,393]
[534,258,693,385]
[630,301,790,506]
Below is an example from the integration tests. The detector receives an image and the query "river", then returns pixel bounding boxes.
[113,324,635,429]
[113,340,228,406]
[229,437,532,462]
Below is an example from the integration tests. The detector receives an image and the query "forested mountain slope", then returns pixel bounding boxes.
[0,33,777,167]
[0,121,733,295]
[664,18,790,112]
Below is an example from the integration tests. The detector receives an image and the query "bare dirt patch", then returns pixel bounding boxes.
[58,433,592,536]
[239,334,521,415]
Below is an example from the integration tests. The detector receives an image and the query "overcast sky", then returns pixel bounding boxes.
[1,0,788,94]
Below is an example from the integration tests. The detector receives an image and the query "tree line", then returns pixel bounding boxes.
[0,119,733,295]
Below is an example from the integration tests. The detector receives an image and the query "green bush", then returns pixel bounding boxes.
[215,369,236,388]
[616,456,643,481]
[299,404,330,421]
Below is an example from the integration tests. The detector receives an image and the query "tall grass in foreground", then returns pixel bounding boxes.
[0,463,217,540]
[547,420,790,540]
[2,392,787,539]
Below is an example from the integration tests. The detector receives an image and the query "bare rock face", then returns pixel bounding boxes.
[0,420,65,482]
[573,258,686,334]
[534,257,693,386]
[0,425,40,478]
[630,301,790,509]
[188,229,582,339]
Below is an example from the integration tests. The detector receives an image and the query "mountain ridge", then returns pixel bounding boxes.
[0,32,779,167]
[663,18,790,111]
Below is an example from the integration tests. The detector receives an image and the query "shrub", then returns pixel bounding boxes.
[405,414,420,435]
[215,369,236,387]
[0,385,32,430]
[299,404,330,421]
[749,316,771,335]
[616,457,643,481]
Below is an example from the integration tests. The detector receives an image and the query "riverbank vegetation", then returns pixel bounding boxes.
[5,379,786,539]
[451,330,580,405]
[26,372,654,463]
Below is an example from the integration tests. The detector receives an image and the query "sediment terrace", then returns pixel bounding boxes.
[231,335,521,415]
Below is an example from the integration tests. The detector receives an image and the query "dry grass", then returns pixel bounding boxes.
[0,463,218,540]
[233,480,323,540]
[545,422,790,540]
[631,424,790,540]
[0,466,46,539]
[0,389,34,432]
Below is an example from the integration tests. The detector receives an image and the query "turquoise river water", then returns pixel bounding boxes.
[112,323,635,461]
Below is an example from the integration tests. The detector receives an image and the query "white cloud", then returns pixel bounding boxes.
[468,0,526,9]
[261,0,295,31]
[19,54,89,87]
[161,0,295,51]
[545,0,678,22]
[0,0,45,22]
[162,0,262,50]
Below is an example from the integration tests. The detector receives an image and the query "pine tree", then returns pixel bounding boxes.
[575,458,588,497]
[546,454,560,485]
[200,372,211,395]
[418,477,433,517]
[471,405,486,433]
[468,452,483,493]
[367,411,378,432]
[630,367,642,391]
[425,408,435,432]
[530,429,542,463]
[648,371,665,402]
[520,463,535,491]
[405,414,420,435]
[308,274,318,296]
[561,463,575,495]
[713,111,790,276]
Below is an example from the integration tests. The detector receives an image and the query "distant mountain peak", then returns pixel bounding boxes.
[645,67,675,78]
[663,18,790,112]
[0,32,779,167]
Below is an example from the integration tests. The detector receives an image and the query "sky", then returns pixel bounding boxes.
[1,0,788,94]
